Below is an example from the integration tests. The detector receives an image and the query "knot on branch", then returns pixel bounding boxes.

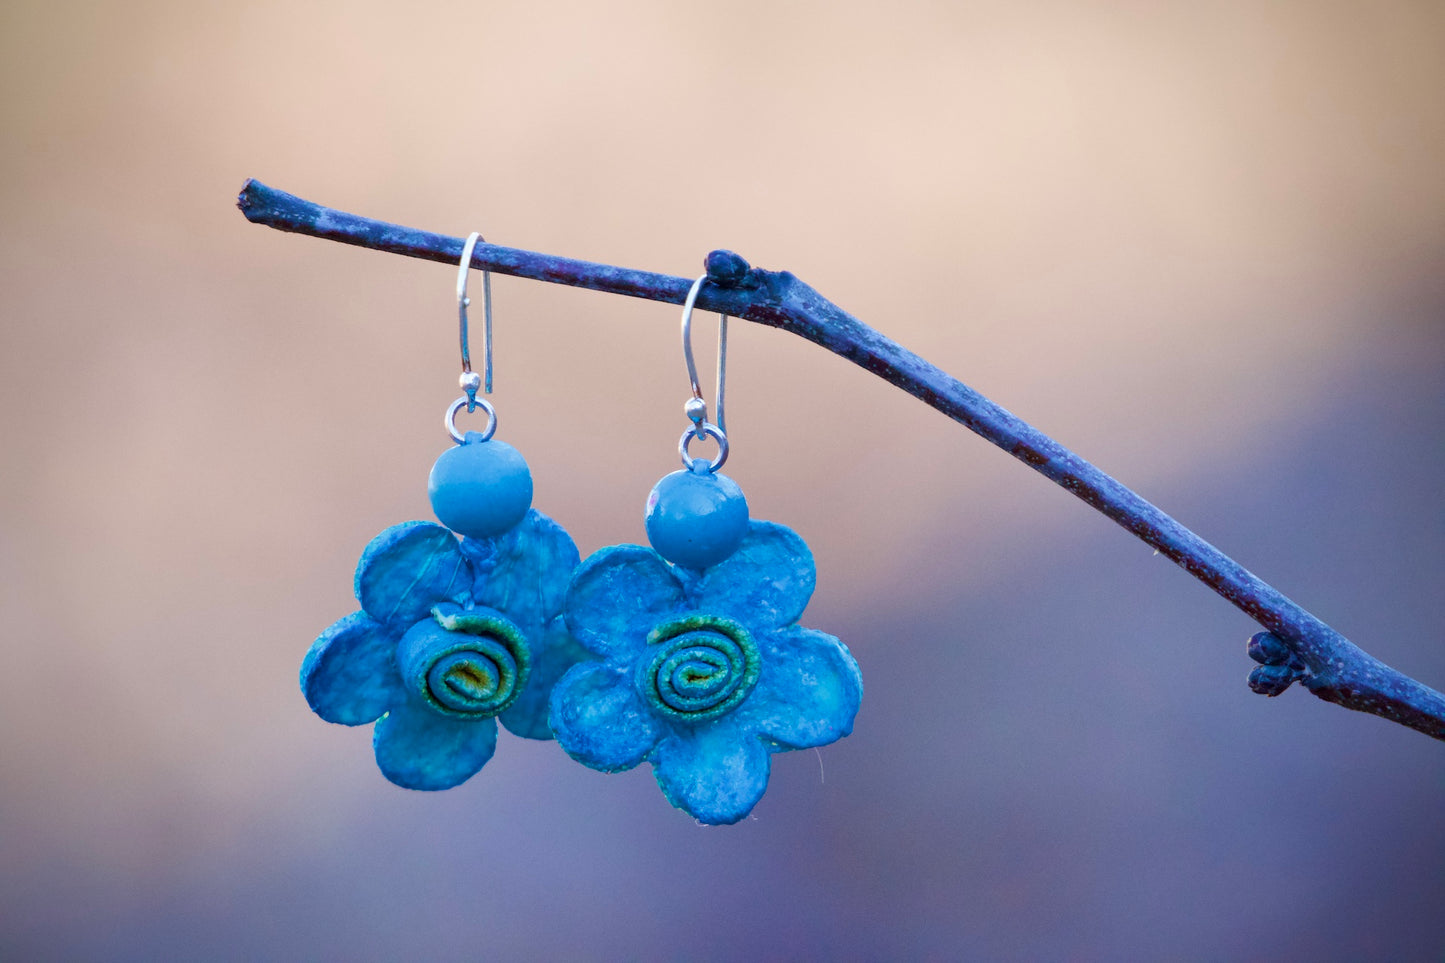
[1247,631,1307,696]
[705,249,756,289]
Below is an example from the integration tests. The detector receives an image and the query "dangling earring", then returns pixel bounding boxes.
[301,233,586,790]
[548,272,863,825]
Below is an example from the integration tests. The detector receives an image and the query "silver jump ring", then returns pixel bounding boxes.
[446,395,497,444]
[679,422,728,473]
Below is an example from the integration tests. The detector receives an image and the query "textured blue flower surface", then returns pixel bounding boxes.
[550,520,863,825]
[301,511,586,790]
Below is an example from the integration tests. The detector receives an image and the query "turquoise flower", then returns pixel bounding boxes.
[301,512,586,790]
[549,521,863,824]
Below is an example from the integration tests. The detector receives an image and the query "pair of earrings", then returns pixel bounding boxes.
[300,236,863,825]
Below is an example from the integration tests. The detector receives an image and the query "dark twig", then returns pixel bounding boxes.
[238,178,1445,742]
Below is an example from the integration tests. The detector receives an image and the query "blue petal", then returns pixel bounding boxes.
[692,521,815,630]
[739,626,862,750]
[499,617,593,740]
[565,544,684,658]
[300,611,403,725]
[549,661,662,772]
[471,509,581,637]
[651,722,771,825]
[372,697,498,791]
[355,521,470,627]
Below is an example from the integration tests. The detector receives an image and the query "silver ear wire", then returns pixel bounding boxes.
[456,231,493,407]
[447,232,496,443]
[678,274,730,471]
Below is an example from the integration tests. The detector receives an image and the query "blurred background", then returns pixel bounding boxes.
[1,0,1442,958]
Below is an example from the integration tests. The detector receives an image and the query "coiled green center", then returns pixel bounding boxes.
[638,615,759,723]
[399,608,531,719]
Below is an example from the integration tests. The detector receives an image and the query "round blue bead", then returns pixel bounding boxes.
[428,435,533,539]
[645,467,749,570]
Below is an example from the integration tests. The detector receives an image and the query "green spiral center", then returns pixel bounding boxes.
[425,639,520,715]
[638,614,759,724]
[399,607,532,719]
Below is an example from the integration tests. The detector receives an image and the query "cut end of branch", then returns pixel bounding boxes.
[236,178,262,219]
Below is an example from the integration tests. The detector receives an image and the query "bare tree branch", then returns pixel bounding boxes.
[238,178,1445,742]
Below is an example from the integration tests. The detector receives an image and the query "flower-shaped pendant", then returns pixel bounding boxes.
[301,512,588,790]
[549,520,863,824]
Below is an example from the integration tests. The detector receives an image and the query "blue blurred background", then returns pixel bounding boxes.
[1,1,1441,958]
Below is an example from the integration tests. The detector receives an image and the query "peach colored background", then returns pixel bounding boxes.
[1,1,1442,957]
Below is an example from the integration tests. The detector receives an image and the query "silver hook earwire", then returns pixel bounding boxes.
[680,274,728,436]
[678,274,730,471]
[456,231,493,409]
[716,313,727,436]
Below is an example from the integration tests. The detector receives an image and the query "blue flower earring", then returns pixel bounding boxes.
[301,233,587,790]
[548,274,863,824]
